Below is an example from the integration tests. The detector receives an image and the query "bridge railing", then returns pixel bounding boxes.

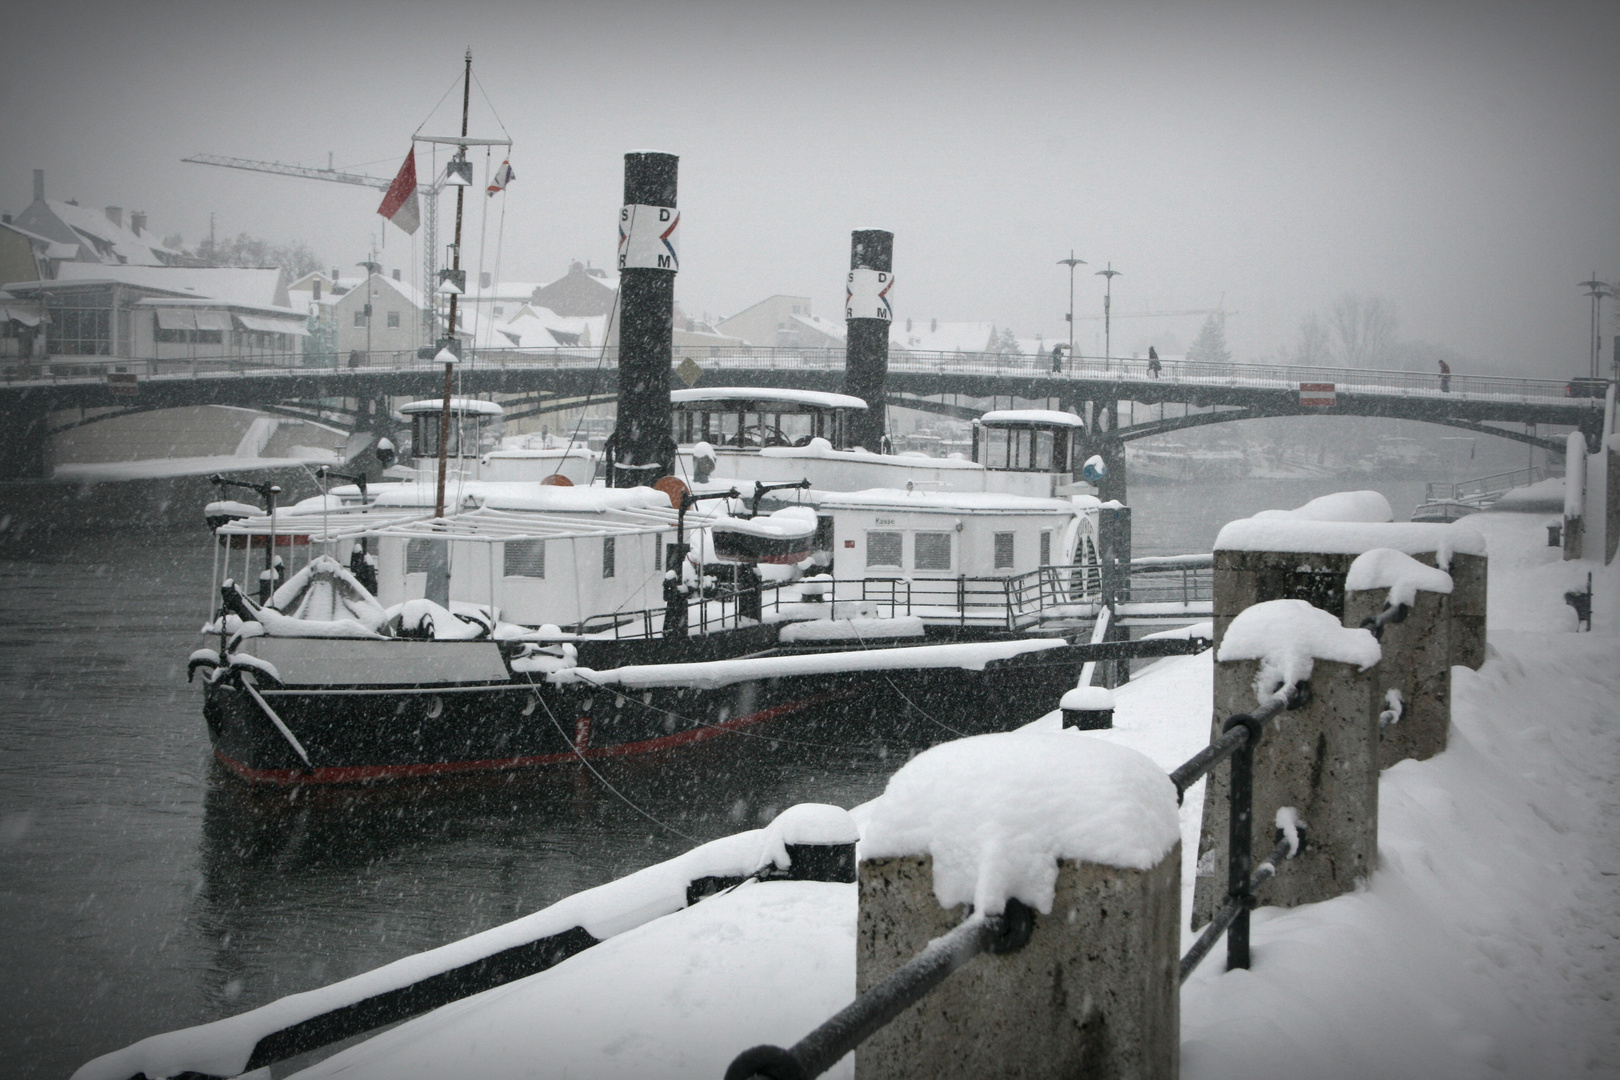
[1,343,1584,405]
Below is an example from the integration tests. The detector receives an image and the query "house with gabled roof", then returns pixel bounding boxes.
[9,170,190,267]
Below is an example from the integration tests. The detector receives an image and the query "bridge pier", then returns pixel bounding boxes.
[0,396,52,480]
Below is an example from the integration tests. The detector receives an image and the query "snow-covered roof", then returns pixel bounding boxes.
[977,409,1086,428]
[50,263,288,308]
[818,489,1072,513]
[788,312,846,342]
[399,397,505,417]
[671,387,868,411]
[0,219,78,260]
[37,199,182,265]
[890,321,995,353]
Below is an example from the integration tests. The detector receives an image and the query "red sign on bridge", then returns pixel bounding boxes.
[1299,382,1336,407]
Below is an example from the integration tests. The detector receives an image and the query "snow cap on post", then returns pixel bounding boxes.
[1216,598,1380,702]
[1345,547,1454,608]
[859,731,1179,916]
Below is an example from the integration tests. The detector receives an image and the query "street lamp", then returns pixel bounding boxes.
[1057,251,1086,373]
[1576,276,1612,380]
[1094,263,1121,371]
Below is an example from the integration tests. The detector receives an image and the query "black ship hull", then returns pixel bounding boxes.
[201,636,1091,785]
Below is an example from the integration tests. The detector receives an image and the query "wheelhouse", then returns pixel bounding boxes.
[671,387,867,451]
[400,397,505,464]
[971,410,1085,474]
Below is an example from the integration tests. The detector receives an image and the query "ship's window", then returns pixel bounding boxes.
[1035,430,1055,471]
[1040,530,1052,566]
[914,531,952,571]
[602,536,616,578]
[866,531,902,568]
[984,428,1009,469]
[993,532,1015,569]
[505,539,545,578]
[405,538,435,574]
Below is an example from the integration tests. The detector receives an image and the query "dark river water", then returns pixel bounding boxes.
[0,475,1426,1078]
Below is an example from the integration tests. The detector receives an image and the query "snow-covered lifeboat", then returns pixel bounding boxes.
[709,506,820,565]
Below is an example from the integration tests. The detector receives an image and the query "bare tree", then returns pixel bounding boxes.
[195,231,322,280]
[1330,293,1399,367]
[1292,311,1332,365]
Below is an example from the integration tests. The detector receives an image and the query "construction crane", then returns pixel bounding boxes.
[183,151,447,341]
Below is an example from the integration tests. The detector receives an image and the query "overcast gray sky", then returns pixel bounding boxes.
[3,0,1616,373]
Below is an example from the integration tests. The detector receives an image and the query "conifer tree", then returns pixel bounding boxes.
[1187,313,1231,364]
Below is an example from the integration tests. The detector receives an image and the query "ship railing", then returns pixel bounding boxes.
[574,564,1113,642]
[1125,555,1214,609]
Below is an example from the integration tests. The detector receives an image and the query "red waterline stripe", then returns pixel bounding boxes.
[215,691,848,786]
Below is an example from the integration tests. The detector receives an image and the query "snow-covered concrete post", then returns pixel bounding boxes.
[1212,504,1487,670]
[856,732,1181,1080]
[1060,685,1114,729]
[843,230,894,452]
[1192,600,1381,926]
[1564,431,1587,561]
[1343,549,1454,768]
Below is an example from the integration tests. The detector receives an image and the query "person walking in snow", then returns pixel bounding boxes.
[1051,343,1066,373]
[1438,358,1451,392]
[1147,346,1162,378]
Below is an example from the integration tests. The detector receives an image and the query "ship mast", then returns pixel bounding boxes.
[435,48,473,519]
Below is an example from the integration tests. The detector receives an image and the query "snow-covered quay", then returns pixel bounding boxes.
[79,509,1619,1079]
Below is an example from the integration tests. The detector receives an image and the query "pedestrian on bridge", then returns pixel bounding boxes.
[1148,346,1161,378]
[1438,358,1451,392]
[1052,343,1066,373]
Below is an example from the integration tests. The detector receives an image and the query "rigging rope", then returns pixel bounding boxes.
[522,671,699,843]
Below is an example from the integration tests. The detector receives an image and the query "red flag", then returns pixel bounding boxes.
[487,159,515,197]
[377,149,420,234]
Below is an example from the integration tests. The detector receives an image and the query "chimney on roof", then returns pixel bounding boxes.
[392,268,401,281]
[33,170,43,202]
[312,279,322,301]
[130,211,146,236]
[106,206,123,229]
[331,267,339,280]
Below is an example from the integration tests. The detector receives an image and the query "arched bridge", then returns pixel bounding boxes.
[0,346,1602,481]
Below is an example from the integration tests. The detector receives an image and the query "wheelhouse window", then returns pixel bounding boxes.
[866,531,902,569]
[993,532,1015,569]
[504,539,545,578]
[913,531,952,571]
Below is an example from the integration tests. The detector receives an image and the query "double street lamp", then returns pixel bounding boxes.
[1057,251,1086,373]
[1576,276,1613,380]
[1095,263,1121,371]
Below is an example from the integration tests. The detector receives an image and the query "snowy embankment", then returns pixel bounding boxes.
[267,512,1616,1078]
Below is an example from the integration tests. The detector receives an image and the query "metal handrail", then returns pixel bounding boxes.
[725,902,1035,1080]
[1423,464,1549,504]
[724,684,1304,1078]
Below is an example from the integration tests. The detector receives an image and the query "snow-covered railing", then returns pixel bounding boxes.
[1169,685,1307,980]
[725,690,1306,1080]
[72,805,859,1080]
[1423,464,1547,505]
[2,343,1588,407]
